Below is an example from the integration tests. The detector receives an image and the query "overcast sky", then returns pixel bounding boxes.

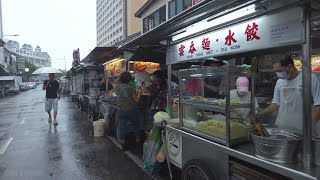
[2,0,96,71]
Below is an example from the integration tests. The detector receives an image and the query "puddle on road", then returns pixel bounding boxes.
[0,138,13,154]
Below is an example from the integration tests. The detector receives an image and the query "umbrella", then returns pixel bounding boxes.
[32,67,63,75]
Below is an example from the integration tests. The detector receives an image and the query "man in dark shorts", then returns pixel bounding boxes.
[43,73,60,125]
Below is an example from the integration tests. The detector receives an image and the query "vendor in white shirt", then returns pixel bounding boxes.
[230,77,259,120]
[259,56,320,134]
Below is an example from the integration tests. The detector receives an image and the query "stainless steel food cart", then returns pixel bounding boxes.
[162,1,320,179]
[79,65,103,119]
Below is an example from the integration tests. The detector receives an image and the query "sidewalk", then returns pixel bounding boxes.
[0,87,153,180]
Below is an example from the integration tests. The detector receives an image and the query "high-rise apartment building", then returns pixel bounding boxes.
[96,0,147,47]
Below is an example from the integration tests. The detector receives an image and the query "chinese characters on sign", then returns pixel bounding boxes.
[202,38,211,50]
[225,29,237,46]
[179,44,185,56]
[188,41,197,54]
[171,7,303,62]
[245,22,261,41]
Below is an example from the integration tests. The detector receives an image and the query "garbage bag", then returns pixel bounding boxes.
[143,126,162,166]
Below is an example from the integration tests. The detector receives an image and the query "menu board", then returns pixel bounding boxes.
[293,56,320,72]
[133,61,160,74]
[105,59,126,77]
[312,56,320,72]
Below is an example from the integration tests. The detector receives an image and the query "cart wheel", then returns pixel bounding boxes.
[88,105,91,118]
[77,99,80,108]
[105,114,112,135]
[92,107,96,120]
[80,101,85,111]
[182,160,216,180]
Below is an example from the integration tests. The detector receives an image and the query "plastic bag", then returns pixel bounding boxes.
[156,143,166,163]
[143,126,162,166]
[153,111,170,122]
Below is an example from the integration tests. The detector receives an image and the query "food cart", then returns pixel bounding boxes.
[76,64,103,118]
[160,1,320,179]
[100,57,161,136]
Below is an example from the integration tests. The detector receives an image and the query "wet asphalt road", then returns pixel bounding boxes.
[0,86,153,180]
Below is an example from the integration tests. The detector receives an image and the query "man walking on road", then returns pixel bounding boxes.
[43,73,60,125]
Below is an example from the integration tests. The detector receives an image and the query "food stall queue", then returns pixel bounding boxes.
[259,55,320,135]
[112,72,142,151]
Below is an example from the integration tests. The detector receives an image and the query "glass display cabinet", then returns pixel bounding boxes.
[178,65,255,147]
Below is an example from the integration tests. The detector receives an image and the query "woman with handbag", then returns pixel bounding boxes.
[113,72,142,151]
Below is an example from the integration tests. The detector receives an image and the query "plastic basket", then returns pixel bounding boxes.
[144,162,162,174]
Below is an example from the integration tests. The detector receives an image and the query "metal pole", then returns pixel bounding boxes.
[226,65,230,147]
[302,4,312,167]
[167,64,173,118]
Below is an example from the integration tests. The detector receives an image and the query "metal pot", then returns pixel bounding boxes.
[313,137,320,166]
[250,128,302,163]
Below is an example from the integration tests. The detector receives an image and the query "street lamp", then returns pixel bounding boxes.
[3,34,19,37]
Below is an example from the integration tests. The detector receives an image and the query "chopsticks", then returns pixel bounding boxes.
[250,116,269,137]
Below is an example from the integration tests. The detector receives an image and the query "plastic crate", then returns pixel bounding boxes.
[144,162,162,174]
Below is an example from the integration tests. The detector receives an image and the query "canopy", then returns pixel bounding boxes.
[32,67,63,74]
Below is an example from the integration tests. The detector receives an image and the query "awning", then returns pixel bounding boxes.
[74,64,103,74]
[123,46,166,64]
[0,65,10,76]
[0,76,14,81]
[81,47,121,64]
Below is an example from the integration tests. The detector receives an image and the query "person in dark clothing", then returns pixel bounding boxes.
[113,72,142,150]
[43,73,60,125]
[142,70,168,130]
[203,58,226,98]
[98,76,113,92]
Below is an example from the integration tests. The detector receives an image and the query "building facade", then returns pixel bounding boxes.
[5,40,52,68]
[0,0,3,39]
[96,0,147,47]
[135,0,205,34]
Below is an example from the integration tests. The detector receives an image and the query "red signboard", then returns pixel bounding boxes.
[193,0,204,5]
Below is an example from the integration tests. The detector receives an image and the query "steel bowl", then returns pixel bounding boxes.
[313,137,320,166]
[250,128,302,163]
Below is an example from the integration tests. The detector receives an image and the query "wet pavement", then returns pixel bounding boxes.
[0,86,154,180]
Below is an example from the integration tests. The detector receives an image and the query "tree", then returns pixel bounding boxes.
[22,62,38,81]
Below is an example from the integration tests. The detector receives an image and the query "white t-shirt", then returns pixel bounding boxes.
[230,89,259,119]
[273,73,320,131]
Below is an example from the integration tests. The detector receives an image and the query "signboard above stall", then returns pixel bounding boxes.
[104,59,126,77]
[131,61,160,74]
[193,0,204,5]
[294,56,320,72]
[166,7,304,65]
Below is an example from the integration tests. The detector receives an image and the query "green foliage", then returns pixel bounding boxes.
[21,61,38,78]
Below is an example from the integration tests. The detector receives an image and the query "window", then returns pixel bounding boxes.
[119,18,122,23]
[169,1,176,19]
[169,0,192,19]
[4,56,7,63]
[143,5,166,33]
[120,27,122,32]
[120,35,123,40]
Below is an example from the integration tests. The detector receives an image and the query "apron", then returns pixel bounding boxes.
[276,75,303,132]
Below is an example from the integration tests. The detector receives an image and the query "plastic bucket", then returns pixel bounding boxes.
[93,119,106,137]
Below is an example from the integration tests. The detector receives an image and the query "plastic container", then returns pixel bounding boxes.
[93,119,106,137]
